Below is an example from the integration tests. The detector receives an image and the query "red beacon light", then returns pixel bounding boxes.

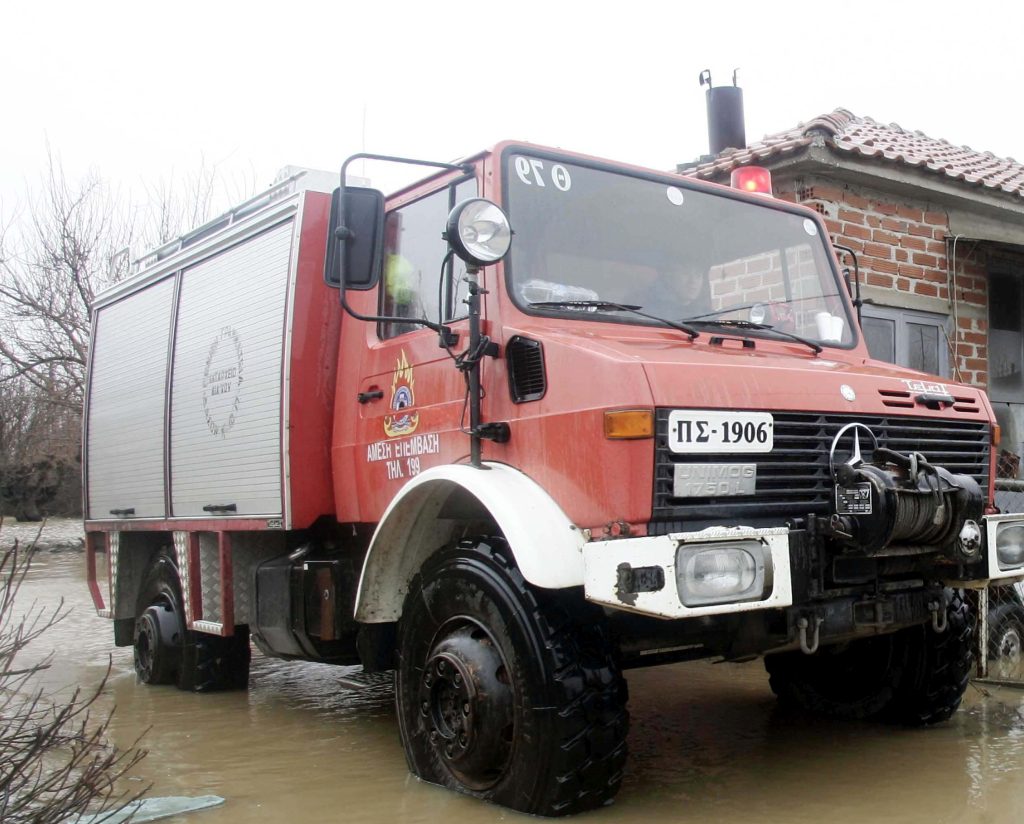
[730,165,773,196]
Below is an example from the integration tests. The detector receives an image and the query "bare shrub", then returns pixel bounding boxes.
[0,538,147,822]
[0,151,252,519]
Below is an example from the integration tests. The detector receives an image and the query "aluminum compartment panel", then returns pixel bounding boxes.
[87,278,175,518]
[170,221,294,516]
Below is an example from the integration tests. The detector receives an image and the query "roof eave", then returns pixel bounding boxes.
[695,142,1024,226]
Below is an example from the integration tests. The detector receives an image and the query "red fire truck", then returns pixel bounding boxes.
[83,143,1024,815]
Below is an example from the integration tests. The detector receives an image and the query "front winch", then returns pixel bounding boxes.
[827,423,983,560]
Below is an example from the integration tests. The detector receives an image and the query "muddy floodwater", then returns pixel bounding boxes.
[8,519,1024,823]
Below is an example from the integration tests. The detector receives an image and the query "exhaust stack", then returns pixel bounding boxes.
[700,69,746,155]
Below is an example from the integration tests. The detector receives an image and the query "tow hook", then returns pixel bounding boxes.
[797,615,824,655]
[928,600,948,634]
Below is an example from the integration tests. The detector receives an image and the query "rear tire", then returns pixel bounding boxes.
[135,552,251,692]
[134,555,187,686]
[133,603,181,685]
[179,629,252,692]
[395,537,628,816]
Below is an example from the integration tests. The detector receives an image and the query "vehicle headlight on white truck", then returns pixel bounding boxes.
[676,540,769,606]
[985,514,1024,579]
[582,527,792,619]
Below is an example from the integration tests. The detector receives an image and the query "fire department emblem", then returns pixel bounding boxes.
[384,350,419,438]
[203,326,244,439]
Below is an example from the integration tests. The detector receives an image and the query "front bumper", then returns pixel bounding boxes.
[583,514,1024,621]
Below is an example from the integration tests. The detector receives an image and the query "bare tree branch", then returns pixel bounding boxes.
[0,149,255,519]
[0,536,149,822]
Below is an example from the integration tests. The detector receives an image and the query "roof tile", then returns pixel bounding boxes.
[681,109,1024,199]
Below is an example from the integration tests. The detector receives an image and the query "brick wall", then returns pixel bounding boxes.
[955,252,991,388]
[774,176,993,387]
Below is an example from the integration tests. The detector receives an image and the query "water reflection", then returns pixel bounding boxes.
[12,546,1024,823]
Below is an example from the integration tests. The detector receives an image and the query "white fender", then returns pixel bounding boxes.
[354,462,587,623]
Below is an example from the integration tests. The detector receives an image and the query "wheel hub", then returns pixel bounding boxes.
[419,623,514,789]
[134,612,158,680]
[134,599,181,683]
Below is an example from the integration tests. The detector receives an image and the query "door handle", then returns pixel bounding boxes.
[358,388,384,404]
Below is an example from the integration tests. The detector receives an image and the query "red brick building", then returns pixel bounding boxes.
[680,110,1024,474]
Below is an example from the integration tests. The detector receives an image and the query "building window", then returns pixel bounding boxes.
[861,305,949,377]
[989,271,1024,403]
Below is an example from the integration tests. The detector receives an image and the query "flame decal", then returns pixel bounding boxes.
[383,350,419,437]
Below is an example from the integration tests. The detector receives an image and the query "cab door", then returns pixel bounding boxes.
[335,175,479,521]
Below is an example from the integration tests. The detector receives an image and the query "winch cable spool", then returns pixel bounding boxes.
[829,426,983,557]
[874,448,953,545]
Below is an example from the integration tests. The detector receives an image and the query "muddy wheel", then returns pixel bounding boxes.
[765,632,907,720]
[134,598,182,685]
[180,628,252,692]
[886,591,973,725]
[136,553,250,693]
[396,538,628,816]
[134,555,187,686]
[766,592,973,726]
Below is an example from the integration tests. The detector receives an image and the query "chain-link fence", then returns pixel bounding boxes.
[981,582,1024,682]
[978,480,1024,683]
[994,478,1024,515]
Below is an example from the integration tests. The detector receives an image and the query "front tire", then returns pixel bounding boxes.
[765,591,974,726]
[886,591,973,725]
[396,538,628,816]
[765,632,907,720]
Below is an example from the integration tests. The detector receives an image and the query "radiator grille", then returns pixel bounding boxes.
[652,410,990,530]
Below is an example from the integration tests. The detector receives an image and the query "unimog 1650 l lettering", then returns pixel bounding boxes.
[83,144,1024,815]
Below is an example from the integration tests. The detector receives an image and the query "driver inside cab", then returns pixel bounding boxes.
[638,261,710,319]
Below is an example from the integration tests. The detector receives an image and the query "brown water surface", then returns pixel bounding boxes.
[9,520,1024,823]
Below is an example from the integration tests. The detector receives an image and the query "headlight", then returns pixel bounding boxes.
[445,198,512,267]
[676,540,769,606]
[997,523,1024,570]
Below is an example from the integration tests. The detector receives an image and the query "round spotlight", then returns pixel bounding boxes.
[446,198,512,267]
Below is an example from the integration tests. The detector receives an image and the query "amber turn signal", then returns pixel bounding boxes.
[604,409,654,440]
[993,424,1001,447]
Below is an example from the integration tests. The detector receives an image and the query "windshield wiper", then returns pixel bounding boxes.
[529,300,700,340]
[686,318,822,355]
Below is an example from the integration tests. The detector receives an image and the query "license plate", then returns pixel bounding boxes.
[667,411,774,454]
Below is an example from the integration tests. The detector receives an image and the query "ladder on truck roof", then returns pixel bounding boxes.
[130,166,340,277]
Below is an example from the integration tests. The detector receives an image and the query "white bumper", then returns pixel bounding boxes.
[583,525,793,619]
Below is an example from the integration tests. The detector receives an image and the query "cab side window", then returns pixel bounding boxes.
[380,179,476,339]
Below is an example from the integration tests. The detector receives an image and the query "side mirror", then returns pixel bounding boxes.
[324,186,385,290]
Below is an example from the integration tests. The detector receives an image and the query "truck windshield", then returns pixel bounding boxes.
[504,152,855,347]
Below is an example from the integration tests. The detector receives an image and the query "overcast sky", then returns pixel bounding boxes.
[4,1,1024,219]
